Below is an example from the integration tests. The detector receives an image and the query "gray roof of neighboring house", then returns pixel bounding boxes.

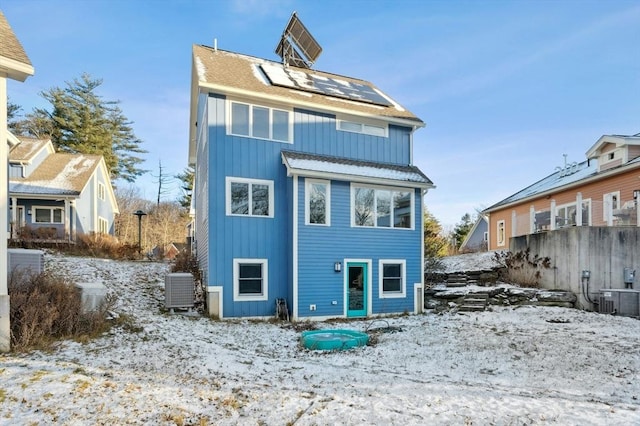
[485,160,599,212]
[281,150,434,188]
[192,45,423,125]
[9,136,51,162]
[9,152,102,196]
[486,132,640,212]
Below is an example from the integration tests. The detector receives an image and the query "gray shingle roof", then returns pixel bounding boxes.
[0,11,31,66]
[193,45,423,125]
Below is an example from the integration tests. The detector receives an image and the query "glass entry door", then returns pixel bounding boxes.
[347,262,367,317]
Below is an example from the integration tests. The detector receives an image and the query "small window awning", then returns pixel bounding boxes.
[281,150,434,189]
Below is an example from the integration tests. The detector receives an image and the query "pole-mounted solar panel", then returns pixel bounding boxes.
[276,12,322,69]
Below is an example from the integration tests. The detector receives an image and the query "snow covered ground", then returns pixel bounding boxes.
[1,253,639,425]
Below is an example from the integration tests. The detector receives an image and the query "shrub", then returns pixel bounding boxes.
[9,270,116,351]
[493,249,551,288]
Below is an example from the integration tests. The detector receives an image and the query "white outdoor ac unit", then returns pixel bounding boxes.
[599,289,640,318]
[165,273,194,310]
[8,248,44,276]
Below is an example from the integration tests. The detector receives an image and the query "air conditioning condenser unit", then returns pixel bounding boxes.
[165,273,194,311]
[8,248,44,277]
[599,289,639,318]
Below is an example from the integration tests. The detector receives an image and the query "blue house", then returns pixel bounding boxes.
[189,31,434,320]
[8,134,119,241]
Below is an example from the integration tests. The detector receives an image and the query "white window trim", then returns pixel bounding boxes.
[226,99,293,143]
[603,191,621,222]
[33,206,64,224]
[98,217,108,234]
[233,258,268,302]
[350,183,414,230]
[497,220,506,247]
[336,116,388,138]
[225,177,275,218]
[98,182,106,201]
[379,259,406,299]
[305,178,331,226]
[555,200,591,227]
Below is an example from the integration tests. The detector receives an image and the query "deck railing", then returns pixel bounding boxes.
[510,194,639,239]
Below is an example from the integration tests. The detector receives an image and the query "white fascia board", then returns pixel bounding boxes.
[188,59,202,165]
[197,81,425,130]
[0,57,34,82]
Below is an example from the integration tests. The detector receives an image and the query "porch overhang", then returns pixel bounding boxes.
[281,150,435,190]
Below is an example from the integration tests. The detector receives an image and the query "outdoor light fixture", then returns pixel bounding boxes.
[133,209,147,252]
[334,262,341,273]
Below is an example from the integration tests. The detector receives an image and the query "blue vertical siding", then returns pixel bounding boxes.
[297,180,423,317]
[292,109,412,164]
[198,94,419,318]
[206,94,291,318]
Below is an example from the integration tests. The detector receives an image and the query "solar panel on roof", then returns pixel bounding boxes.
[275,12,322,69]
[260,63,393,107]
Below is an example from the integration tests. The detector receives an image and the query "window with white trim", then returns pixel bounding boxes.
[98,182,106,200]
[233,258,268,301]
[226,177,274,218]
[228,101,292,142]
[337,119,387,137]
[98,217,108,234]
[556,200,591,227]
[352,185,412,229]
[305,179,330,225]
[34,207,64,224]
[497,220,505,247]
[379,260,406,298]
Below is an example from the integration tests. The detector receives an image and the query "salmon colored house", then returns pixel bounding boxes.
[484,133,640,251]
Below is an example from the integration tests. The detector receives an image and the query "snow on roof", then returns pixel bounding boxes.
[192,45,423,125]
[9,137,52,162]
[486,159,598,211]
[281,150,433,187]
[9,153,101,196]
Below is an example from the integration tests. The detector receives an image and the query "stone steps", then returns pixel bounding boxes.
[458,293,489,312]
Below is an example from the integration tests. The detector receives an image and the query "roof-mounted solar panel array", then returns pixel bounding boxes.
[260,62,393,107]
[275,12,322,69]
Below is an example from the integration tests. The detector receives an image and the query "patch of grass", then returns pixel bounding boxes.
[0,389,6,403]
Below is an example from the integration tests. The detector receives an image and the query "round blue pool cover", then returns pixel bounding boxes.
[300,329,369,351]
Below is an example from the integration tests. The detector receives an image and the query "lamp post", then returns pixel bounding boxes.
[133,210,147,253]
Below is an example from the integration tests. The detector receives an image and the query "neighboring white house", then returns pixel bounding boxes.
[8,135,119,241]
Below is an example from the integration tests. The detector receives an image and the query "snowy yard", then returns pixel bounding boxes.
[1,253,639,425]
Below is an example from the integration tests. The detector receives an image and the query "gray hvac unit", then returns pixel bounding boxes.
[165,273,194,310]
[599,289,640,318]
[8,248,45,276]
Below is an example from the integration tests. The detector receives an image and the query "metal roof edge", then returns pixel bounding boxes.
[484,160,640,213]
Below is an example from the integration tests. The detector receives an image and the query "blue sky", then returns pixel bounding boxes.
[3,0,639,228]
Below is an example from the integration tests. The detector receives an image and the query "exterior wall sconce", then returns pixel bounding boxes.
[334,261,341,272]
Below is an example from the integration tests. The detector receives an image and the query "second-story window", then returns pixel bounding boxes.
[229,101,291,143]
[337,119,387,137]
[226,177,274,218]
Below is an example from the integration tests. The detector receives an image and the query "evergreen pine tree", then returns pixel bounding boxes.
[40,73,147,182]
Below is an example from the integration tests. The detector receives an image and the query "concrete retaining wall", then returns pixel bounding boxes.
[510,227,640,310]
